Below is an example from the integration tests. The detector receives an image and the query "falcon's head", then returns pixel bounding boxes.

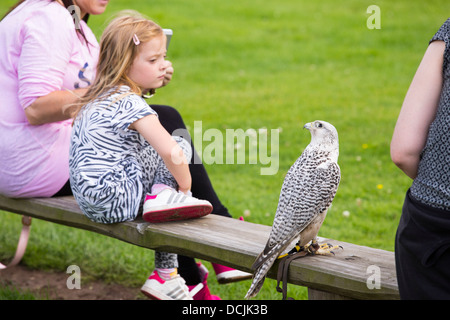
[303,120,339,150]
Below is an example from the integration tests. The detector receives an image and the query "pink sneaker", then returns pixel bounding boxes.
[187,263,221,300]
[143,188,212,223]
[141,270,192,300]
[212,263,253,284]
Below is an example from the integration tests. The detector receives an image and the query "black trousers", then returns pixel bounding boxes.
[55,104,232,285]
[395,189,450,299]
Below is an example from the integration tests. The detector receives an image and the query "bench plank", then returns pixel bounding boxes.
[0,194,399,299]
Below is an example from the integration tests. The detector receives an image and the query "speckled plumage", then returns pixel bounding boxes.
[245,120,340,299]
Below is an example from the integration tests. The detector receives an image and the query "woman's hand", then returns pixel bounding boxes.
[161,60,173,87]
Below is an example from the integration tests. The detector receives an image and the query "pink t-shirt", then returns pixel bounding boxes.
[0,0,99,197]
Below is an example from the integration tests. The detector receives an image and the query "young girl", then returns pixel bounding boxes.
[69,13,212,300]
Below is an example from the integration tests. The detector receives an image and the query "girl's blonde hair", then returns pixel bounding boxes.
[70,11,165,120]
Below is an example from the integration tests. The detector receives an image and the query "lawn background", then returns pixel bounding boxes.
[1,0,449,300]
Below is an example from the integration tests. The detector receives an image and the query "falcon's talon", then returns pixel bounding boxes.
[302,240,343,256]
[314,243,343,256]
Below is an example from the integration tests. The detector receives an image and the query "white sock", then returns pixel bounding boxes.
[151,184,172,195]
[156,268,178,280]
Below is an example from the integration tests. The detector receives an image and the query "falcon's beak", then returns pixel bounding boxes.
[303,122,312,130]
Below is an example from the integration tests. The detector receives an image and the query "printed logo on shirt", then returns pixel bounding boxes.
[74,62,91,89]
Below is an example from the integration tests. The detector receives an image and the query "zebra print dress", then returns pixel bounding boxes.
[69,86,179,224]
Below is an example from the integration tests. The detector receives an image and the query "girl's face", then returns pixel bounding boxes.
[128,36,168,93]
[73,0,109,17]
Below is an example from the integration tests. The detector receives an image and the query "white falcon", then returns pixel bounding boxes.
[245,120,341,299]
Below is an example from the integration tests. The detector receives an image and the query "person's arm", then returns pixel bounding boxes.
[130,114,192,194]
[18,6,88,125]
[24,88,87,125]
[390,40,445,179]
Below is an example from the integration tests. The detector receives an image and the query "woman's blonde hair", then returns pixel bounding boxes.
[70,11,165,120]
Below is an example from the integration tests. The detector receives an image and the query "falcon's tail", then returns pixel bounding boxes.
[245,254,278,299]
[245,273,265,299]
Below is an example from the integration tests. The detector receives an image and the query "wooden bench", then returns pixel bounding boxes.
[0,194,399,300]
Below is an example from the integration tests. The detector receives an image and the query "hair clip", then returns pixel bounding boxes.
[133,34,140,45]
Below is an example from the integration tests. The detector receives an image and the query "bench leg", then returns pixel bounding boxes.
[0,216,32,269]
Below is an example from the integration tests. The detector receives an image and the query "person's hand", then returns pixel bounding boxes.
[162,60,173,87]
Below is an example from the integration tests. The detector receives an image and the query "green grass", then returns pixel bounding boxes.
[1,0,449,300]
[0,281,47,300]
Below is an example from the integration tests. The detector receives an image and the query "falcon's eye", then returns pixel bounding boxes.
[315,122,323,128]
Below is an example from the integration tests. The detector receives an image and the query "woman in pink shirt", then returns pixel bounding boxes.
[0,0,104,197]
[0,0,250,299]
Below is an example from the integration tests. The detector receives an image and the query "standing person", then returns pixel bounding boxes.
[69,13,214,300]
[391,18,450,299]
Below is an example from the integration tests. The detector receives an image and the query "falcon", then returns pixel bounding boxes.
[245,120,341,299]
